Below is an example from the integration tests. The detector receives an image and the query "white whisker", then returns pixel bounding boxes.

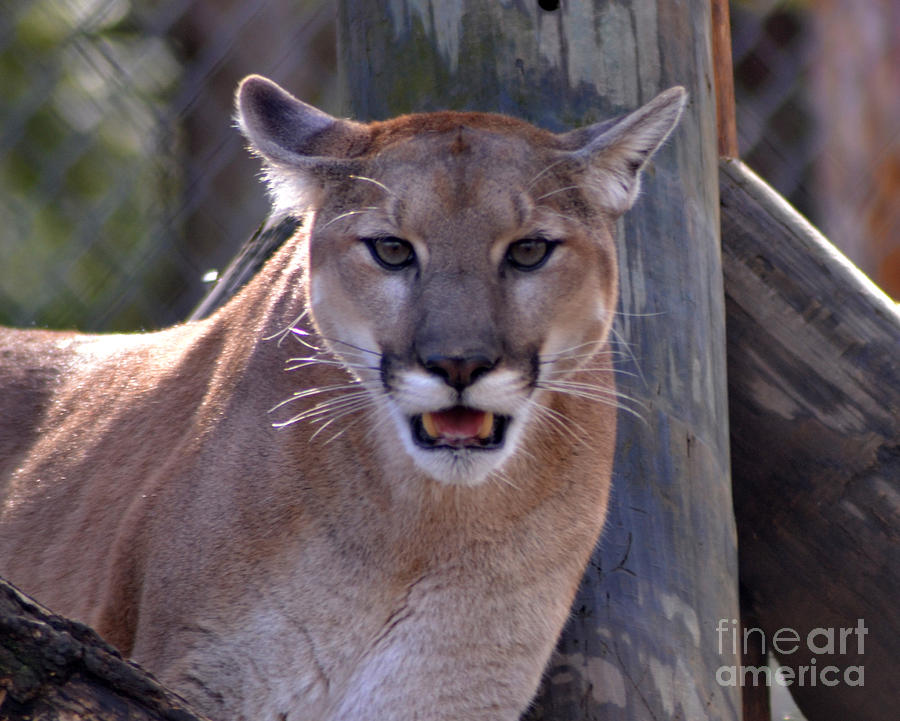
[320,408,373,445]
[526,157,570,189]
[264,309,310,346]
[317,335,383,358]
[531,400,591,443]
[612,309,668,318]
[542,367,638,381]
[540,338,609,358]
[607,324,647,386]
[540,379,626,395]
[535,185,580,202]
[533,204,581,226]
[295,394,375,422]
[319,207,379,230]
[289,333,324,353]
[308,401,376,439]
[269,383,376,414]
[348,174,397,198]
[284,356,380,374]
[536,380,647,424]
[489,467,521,491]
[539,351,628,365]
[538,376,639,401]
[274,390,380,429]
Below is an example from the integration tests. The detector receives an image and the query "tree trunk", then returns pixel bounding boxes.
[337,2,739,718]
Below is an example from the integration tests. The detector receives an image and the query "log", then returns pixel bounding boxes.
[189,217,300,320]
[0,577,211,721]
[721,157,900,721]
[338,2,740,719]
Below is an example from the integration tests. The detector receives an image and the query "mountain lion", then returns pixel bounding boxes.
[0,76,685,720]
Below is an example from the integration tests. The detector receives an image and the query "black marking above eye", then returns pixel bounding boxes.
[505,238,558,271]
[363,236,416,270]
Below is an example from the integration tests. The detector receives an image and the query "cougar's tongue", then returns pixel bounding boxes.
[422,407,493,441]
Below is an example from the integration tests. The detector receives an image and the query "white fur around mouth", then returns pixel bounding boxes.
[411,407,509,450]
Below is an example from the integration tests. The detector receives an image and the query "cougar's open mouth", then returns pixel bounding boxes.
[411,407,509,450]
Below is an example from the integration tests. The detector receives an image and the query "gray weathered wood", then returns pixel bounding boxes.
[338,2,740,719]
[0,577,211,721]
[721,158,900,721]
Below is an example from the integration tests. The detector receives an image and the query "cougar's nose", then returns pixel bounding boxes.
[423,354,497,391]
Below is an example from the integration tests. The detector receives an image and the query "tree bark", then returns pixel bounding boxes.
[0,578,211,721]
[338,2,739,719]
[721,157,900,721]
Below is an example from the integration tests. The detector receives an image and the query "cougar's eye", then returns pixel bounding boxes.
[506,238,556,271]
[364,236,416,270]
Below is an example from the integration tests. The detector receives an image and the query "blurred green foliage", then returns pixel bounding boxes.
[0,0,183,331]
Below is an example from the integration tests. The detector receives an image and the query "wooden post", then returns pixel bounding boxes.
[338,2,740,719]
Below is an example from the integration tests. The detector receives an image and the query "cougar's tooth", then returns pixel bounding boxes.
[477,411,494,439]
[422,412,439,439]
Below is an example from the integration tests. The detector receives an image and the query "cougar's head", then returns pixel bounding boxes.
[238,76,685,486]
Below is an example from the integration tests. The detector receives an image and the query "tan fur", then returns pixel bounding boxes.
[0,76,685,720]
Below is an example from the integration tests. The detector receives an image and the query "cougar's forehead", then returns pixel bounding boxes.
[367,128,550,236]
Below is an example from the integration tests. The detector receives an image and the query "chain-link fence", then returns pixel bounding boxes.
[732,0,817,218]
[732,0,899,300]
[1,0,336,331]
[2,0,897,335]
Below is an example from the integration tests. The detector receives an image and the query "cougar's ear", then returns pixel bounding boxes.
[236,75,368,212]
[560,86,687,216]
